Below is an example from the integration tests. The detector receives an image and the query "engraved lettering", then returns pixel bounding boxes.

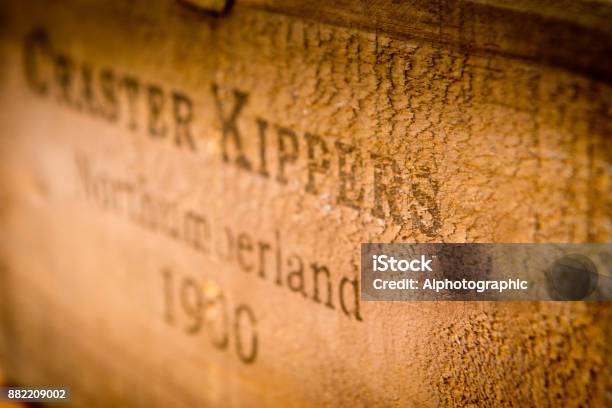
[211,83,251,169]
[23,28,51,95]
[172,92,196,150]
[304,132,330,194]
[276,126,299,184]
[336,141,364,209]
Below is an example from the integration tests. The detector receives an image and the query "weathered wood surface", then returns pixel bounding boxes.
[0,0,610,407]
[240,0,612,82]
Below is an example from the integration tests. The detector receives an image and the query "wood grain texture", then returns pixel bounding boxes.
[0,0,610,407]
[239,0,612,83]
